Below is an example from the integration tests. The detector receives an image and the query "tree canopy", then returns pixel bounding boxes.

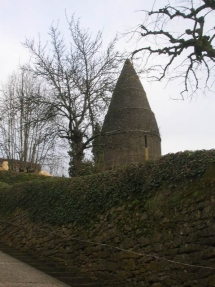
[23,16,122,176]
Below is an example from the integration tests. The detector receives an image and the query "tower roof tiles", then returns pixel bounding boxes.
[101,59,161,169]
[102,59,160,137]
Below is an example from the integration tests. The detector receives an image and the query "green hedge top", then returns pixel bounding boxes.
[0,171,48,185]
[0,149,215,225]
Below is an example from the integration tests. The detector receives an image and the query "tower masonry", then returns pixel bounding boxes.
[101,59,161,169]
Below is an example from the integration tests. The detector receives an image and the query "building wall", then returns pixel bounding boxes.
[102,107,161,169]
[102,131,161,168]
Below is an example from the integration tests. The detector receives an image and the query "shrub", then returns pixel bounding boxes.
[0,150,215,226]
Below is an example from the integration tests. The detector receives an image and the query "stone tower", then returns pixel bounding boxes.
[101,59,161,169]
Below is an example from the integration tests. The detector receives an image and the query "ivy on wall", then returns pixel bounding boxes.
[0,150,215,226]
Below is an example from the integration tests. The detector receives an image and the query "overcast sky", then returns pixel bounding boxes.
[0,0,214,157]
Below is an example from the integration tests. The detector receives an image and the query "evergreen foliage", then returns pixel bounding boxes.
[0,150,215,226]
[0,171,48,185]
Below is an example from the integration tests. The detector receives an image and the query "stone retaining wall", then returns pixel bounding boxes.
[1,172,215,286]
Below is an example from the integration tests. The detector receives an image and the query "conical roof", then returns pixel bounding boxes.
[102,59,160,137]
[107,59,151,112]
[101,59,161,168]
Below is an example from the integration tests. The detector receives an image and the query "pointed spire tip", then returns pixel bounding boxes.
[125,58,132,65]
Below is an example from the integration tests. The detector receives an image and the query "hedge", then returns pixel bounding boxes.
[0,149,215,226]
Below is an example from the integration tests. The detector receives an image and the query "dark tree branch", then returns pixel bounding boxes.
[131,0,215,97]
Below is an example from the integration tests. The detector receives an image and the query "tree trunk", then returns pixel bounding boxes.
[68,140,84,177]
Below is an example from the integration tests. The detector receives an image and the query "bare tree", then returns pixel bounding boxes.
[23,16,122,176]
[0,70,59,173]
[131,0,215,97]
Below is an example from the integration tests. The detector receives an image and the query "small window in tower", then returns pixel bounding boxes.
[144,136,148,148]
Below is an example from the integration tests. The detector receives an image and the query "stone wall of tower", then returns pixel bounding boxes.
[102,131,161,168]
[101,59,161,169]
